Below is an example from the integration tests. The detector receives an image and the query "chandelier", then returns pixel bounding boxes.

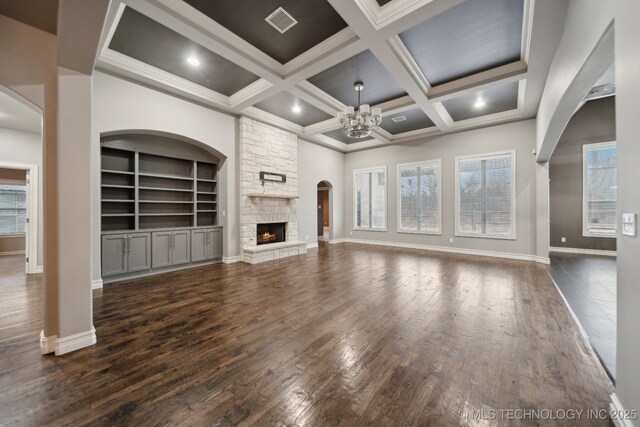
[337,81,382,138]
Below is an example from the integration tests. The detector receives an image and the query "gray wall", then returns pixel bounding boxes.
[93,71,239,277]
[0,128,44,267]
[298,138,345,244]
[615,0,640,416]
[344,120,543,257]
[549,96,616,251]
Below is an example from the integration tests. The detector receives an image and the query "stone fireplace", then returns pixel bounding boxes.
[239,117,307,264]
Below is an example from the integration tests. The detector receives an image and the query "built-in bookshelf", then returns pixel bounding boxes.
[100,145,218,232]
[196,161,217,227]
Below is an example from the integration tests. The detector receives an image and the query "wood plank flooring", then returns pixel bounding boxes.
[0,245,613,426]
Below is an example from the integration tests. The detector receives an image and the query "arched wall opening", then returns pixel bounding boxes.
[317,180,333,242]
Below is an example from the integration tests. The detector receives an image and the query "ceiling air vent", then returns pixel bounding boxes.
[265,7,298,34]
[391,115,407,123]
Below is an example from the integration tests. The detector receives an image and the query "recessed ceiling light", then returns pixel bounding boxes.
[187,56,200,67]
[474,99,486,109]
[292,105,301,114]
[391,115,407,123]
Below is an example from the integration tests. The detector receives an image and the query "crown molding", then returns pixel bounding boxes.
[97,49,230,108]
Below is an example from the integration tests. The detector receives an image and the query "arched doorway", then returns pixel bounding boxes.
[317,181,333,242]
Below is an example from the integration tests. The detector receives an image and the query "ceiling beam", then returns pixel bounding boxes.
[327,0,450,132]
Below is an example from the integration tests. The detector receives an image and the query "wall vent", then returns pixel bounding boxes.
[391,115,407,123]
[265,7,297,34]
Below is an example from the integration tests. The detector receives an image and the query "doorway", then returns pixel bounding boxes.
[317,181,332,242]
[0,87,42,275]
[547,66,617,380]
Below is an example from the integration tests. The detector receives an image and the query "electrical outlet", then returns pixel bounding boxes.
[449,238,453,243]
[561,237,566,243]
[350,231,353,235]
[222,210,226,217]
[305,235,308,240]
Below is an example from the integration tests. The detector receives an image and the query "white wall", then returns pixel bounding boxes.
[537,0,640,416]
[0,128,43,267]
[297,139,345,244]
[344,120,543,259]
[92,71,239,278]
[614,0,640,417]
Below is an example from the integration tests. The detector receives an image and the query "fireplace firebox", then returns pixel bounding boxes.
[257,222,286,245]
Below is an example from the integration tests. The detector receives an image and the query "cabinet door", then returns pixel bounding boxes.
[191,229,208,262]
[172,230,191,266]
[152,232,172,269]
[209,228,222,259]
[102,234,128,277]
[128,233,151,273]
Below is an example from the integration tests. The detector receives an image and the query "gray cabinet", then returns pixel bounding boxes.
[191,228,222,262]
[152,230,191,268]
[102,233,151,277]
[210,228,222,259]
[102,234,128,277]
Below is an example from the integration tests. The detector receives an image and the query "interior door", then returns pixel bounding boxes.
[172,230,191,265]
[317,190,323,236]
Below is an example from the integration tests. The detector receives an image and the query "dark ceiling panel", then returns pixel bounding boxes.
[442,81,519,122]
[308,50,407,107]
[0,0,59,34]
[109,7,259,96]
[254,92,333,127]
[380,108,435,135]
[324,129,374,144]
[376,0,394,5]
[400,0,523,86]
[183,0,347,64]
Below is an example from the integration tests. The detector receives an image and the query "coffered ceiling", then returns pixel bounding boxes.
[96,0,569,152]
[110,7,259,96]
[183,0,347,64]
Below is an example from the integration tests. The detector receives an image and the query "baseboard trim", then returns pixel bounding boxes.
[306,242,319,249]
[92,279,103,290]
[328,238,347,244]
[0,250,25,256]
[55,326,96,355]
[336,238,548,264]
[222,256,242,264]
[35,265,43,273]
[550,247,616,257]
[40,331,56,355]
[610,393,635,427]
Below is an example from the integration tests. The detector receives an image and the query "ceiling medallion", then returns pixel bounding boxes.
[337,81,382,139]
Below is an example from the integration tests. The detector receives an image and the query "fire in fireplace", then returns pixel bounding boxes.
[257,223,286,245]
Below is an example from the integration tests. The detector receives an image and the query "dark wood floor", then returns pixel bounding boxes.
[550,253,617,379]
[0,245,613,426]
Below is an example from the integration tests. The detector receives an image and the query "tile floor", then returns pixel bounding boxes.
[549,252,616,379]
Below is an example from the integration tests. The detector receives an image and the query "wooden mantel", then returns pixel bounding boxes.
[246,193,299,199]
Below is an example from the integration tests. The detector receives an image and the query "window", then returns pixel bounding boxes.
[456,151,515,239]
[354,167,386,230]
[583,141,617,237]
[398,160,441,234]
[0,185,27,234]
